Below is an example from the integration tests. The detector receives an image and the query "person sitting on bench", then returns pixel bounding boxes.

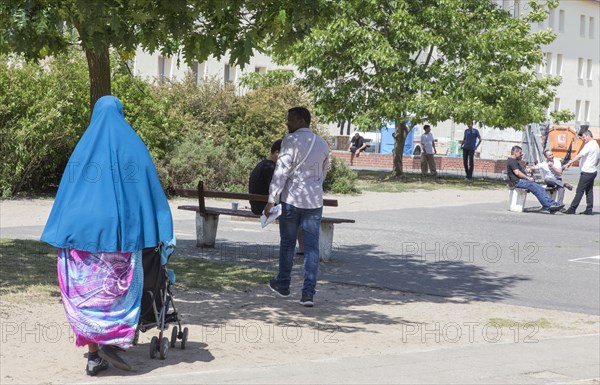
[527,149,573,205]
[348,132,367,166]
[507,145,564,213]
[249,139,282,215]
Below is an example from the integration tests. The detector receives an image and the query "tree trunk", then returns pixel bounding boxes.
[391,121,410,177]
[84,47,111,112]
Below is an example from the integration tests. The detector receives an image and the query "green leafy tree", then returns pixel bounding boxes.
[1,0,333,110]
[280,0,561,176]
[239,69,295,90]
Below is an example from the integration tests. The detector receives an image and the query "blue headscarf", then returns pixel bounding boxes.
[41,96,174,252]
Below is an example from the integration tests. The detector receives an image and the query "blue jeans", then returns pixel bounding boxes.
[463,149,475,179]
[515,179,556,209]
[275,203,322,296]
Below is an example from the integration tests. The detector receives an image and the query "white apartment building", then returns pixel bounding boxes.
[131,49,295,95]
[130,1,599,159]
[535,0,599,130]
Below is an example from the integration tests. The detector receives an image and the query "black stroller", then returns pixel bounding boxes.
[133,244,188,359]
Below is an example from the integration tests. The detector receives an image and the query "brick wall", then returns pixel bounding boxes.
[332,151,507,177]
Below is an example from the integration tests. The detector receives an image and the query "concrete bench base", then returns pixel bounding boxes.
[185,207,353,261]
[508,186,558,212]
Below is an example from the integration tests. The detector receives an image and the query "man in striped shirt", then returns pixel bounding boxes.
[264,107,330,307]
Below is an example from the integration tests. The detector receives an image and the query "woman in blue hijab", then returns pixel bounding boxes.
[41,96,174,375]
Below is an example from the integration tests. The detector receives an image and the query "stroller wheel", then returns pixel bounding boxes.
[133,329,140,346]
[149,336,158,359]
[181,327,189,350]
[159,337,169,360]
[170,326,178,348]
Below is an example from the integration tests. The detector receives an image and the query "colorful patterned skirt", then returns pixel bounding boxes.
[57,249,142,348]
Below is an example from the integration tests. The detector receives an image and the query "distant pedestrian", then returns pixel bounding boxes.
[561,130,600,215]
[461,122,481,180]
[264,107,329,307]
[420,124,437,176]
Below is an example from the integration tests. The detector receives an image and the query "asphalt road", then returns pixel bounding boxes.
[173,197,600,315]
[2,186,599,315]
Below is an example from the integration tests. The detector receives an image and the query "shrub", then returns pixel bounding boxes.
[0,53,89,197]
[324,157,360,194]
[165,136,259,192]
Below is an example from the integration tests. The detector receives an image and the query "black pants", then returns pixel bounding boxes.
[463,149,475,179]
[568,171,597,211]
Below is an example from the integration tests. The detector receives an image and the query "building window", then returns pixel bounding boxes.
[558,10,565,33]
[584,101,590,122]
[553,98,560,112]
[224,64,236,83]
[575,100,582,122]
[548,8,555,30]
[158,56,171,81]
[577,58,584,79]
[191,61,207,84]
[255,66,267,74]
[590,17,596,39]
[556,54,563,76]
[587,59,593,81]
[545,53,552,75]
[513,0,521,18]
[580,15,586,37]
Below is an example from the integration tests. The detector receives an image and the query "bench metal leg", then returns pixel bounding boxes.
[508,189,527,212]
[196,212,219,248]
[319,222,334,261]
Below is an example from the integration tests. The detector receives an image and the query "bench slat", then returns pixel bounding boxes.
[177,205,355,224]
[174,188,338,207]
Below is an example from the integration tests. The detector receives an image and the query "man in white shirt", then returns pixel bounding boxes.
[264,107,329,307]
[420,124,437,176]
[562,130,600,215]
[528,150,573,205]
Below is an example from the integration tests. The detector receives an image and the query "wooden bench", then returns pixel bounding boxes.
[175,181,355,260]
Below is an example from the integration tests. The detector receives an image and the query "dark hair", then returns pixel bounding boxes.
[543,149,552,156]
[423,124,431,130]
[511,145,522,154]
[270,139,282,154]
[288,106,311,126]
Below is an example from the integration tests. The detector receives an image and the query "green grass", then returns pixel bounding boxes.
[168,257,272,290]
[0,238,272,304]
[0,238,59,303]
[355,170,508,193]
[487,317,575,330]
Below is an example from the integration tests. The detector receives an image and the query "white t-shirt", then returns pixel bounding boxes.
[579,139,600,173]
[421,132,435,154]
[538,159,561,180]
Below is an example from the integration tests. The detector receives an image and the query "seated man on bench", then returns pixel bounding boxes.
[527,149,573,205]
[249,139,282,215]
[507,145,564,214]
